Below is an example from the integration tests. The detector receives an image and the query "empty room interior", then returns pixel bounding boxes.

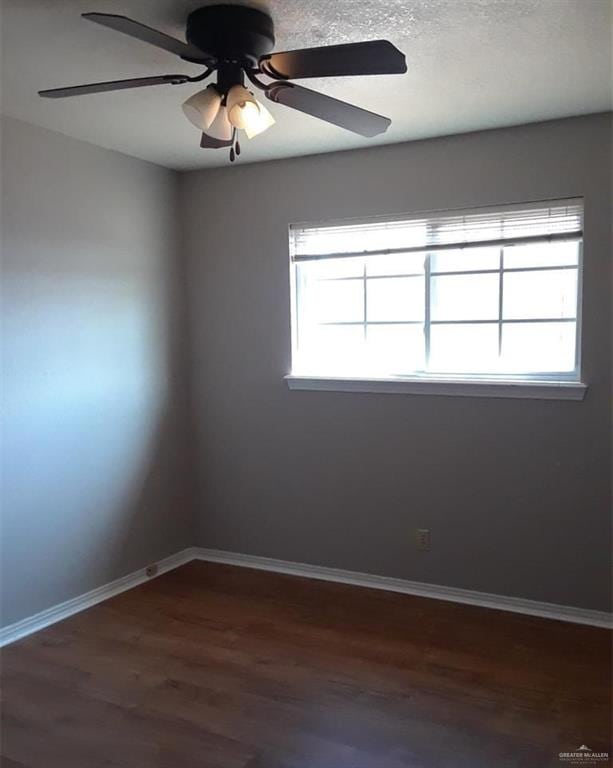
[0,0,612,766]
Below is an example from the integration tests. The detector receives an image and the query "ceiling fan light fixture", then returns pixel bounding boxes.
[206,104,233,141]
[244,100,275,139]
[226,84,260,130]
[182,85,221,131]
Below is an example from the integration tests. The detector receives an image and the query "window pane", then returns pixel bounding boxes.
[431,273,500,321]
[366,252,425,276]
[307,255,364,279]
[503,268,577,319]
[367,277,424,322]
[429,323,499,373]
[311,278,363,323]
[366,324,425,374]
[295,325,364,375]
[430,247,500,273]
[504,241,579,269]
[500,322,576,373]
[291,205,582,383]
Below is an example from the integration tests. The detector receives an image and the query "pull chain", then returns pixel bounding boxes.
[229,127,236,162]
[229,129,242,163]
[229,128,240,163]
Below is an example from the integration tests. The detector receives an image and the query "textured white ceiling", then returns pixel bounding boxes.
[1,0,611,170]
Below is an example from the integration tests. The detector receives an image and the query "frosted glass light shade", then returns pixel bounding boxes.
[244,100,275,138]
[226,85,260,130]
[206,105,233,141]
[182,86,222,131]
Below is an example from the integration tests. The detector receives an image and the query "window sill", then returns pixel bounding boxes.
[285,375,587,400]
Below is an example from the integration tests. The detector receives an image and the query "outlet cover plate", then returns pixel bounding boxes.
[416,529,431,551]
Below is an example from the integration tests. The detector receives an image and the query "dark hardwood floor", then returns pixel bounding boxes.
[1,561,611,768]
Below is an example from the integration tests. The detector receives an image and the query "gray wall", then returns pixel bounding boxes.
[2,113,610,625]
[181,113,612,612]
[1,117,193,626]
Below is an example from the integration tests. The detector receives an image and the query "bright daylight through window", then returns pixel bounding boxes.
[288,199,583,387]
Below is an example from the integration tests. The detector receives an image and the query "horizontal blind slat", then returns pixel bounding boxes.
[290,199,583,261]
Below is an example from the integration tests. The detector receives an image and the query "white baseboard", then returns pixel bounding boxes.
[194,547,613,629]
[0,547,196,647]
[2,545,610,646]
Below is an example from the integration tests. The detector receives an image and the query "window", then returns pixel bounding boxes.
[288,199,585,398]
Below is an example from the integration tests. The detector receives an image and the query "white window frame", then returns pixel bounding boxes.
[286,202,587,401]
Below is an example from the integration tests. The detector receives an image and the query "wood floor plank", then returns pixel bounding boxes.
[1,561,610,768]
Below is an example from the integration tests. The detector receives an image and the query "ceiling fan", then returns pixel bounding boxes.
[39,5,407,162]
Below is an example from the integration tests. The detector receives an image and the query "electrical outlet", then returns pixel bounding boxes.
[145,564,158,578]
[416,528,431,551]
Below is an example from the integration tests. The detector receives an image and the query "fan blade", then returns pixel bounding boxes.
[266,82,390,137]
[39,74,190,98]
[200,133,233,149]
[259,40,406,79]
[83,13,210,62]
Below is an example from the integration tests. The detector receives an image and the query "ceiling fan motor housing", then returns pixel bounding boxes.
[186,5,275,68]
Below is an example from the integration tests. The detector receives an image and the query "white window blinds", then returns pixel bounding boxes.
[290,199,583,261]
